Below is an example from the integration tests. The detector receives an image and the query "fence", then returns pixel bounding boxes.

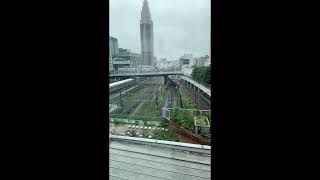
[110,114,165,127]
[110,114,163,122]
[199,110,212,122]
[162,108,211,121]
[162,108,170,120]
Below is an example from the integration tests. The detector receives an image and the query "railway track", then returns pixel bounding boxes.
[169,121,210,145]
[163,79,203,144]
[171,77,210,110]
[128,77,163,116]
[110,77,211,145]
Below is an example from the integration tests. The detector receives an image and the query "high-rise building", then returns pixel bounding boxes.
[109,41,113,71]
[140,0,154,66]
[109,36,119,58]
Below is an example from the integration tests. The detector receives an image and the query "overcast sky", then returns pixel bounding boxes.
[110,0,210,60]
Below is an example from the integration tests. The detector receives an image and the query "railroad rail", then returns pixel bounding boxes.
[169,121,210,145]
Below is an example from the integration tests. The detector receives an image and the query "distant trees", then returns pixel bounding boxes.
[191,65,211,85]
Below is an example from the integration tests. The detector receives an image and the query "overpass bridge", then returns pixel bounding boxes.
[109,71,183,77]
[110,71,183,84]
[109,71,211,98]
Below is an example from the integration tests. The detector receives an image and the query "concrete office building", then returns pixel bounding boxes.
[114,48,142,68]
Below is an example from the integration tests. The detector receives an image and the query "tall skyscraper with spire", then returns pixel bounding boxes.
[140,0,154,66]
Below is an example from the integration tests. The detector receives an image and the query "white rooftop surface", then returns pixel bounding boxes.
[110,136,211,180]
[180,76,211,97]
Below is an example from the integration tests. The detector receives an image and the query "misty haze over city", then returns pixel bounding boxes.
[110,0,210,60]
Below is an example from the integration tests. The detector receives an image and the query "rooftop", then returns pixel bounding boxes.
[110,135,211,180]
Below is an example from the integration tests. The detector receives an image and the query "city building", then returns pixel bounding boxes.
[109,36,119,58]
[118,48,130,54]
[180,54,195,67]
[152,56,157,67]
[140,0,154,66]
[109,46,113,71]
[195,55,210,67]
[130,52,143,67]
[172,59,180,70]
[179,54,195,76]
[157,58,168,69]
[114,48,142,68]
[112,57,130,70]
[204,56,211,66]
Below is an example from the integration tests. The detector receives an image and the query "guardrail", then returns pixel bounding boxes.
[110,114,164,122]
[110,134,211,155]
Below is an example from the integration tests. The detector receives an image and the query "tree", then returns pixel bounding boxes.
[172,107,179,121]
[191,67,211,85]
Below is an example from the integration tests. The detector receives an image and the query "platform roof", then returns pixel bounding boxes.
[109,78,135,88]
[179,76,211,97]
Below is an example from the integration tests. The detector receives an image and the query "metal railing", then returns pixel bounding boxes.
[110,114,164,122]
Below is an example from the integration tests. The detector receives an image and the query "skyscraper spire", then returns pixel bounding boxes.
[140,0,152,24]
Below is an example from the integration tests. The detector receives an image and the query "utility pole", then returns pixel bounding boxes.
[138,80,140,102]
[156,88,159,115]
[194,91,197,109]
[197,93,200,111]
[120,90,123,107]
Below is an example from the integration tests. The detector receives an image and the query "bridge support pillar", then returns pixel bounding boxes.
[164,75,168,85]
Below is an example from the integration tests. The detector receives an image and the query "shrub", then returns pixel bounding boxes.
[154,128,178,142]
